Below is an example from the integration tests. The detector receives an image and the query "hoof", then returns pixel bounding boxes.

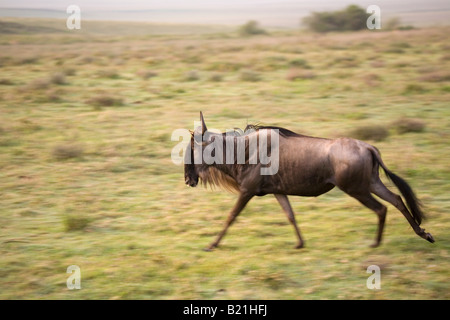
[203,244,217,252]
[370,242,381,248]
[419,229,435,243]
[425,233,435,243]
[294,243,304,249]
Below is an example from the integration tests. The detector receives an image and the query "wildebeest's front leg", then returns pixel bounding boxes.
[205,192,253,251]
[274,194,304,248]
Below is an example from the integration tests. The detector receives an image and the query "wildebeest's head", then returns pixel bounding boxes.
[184,112,208,187]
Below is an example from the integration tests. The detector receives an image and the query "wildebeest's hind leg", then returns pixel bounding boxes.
[204,192,253,251]
[274,194,304,248]
[370,179,435,243]
[346,192,387,248]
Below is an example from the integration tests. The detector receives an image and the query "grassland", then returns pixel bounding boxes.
[0,19,449,300]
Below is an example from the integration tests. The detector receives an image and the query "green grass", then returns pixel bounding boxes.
[0,19,449,300]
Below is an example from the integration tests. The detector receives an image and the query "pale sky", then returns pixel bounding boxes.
[1,0,449,27]
[0,0,448,11]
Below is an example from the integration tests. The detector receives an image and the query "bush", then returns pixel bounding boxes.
[239,20,267,36]
[206,61,243,72]
[240,69,261,82]
[286,68,316,81]
[49,72,67,85]
[88,93,123,107]
[16,56,39,65]
[208,73,224,82]
[0,78,14,85]
[97,69,120,79]
[136,70,158,80]
[303,5,368,33]
[371,60,385,68]
[289,58,311,69]
[26,78,51,90]
[52,143,84,160]
[62,68,76,76]
[392,118,426,134]
[418,71,450,82]
[362,73,382,87]
[183,70,200,81]
[63,214,91,232]
[349,125,389,141]
[403,83,427,94]
[384,17,401,30]
[34,89,63,103]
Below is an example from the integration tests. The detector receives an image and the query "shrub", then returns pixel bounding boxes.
[391,42,411,49]
[403,83,427,94]
[384,47,404,54]
[208,73,224,82]
[49,72,67,85]
[440,54,450,61]
[240,69,261,82]
[16,56,39,65]
[62,68,77,76]
[78,56,96,64]
[33,89,63,103]
[384,17,401,30]
[418,71,450,82]
[183,70,200,81]
[206,61,243,72]
[136,70,158,80]
[26,78,51,90]
[302,5,368,33]
[52,143,84,160]
[0,78,14,85]
[286,68,316,81]
[63,214,91,232]
[238,20,267,36]
[88,93,123,107]
[331,56,359,68]
[392,118,426,134]
[371,60,385,68]
[289,58,311,69]
[97,69,120,79]
[362,73,382,87]
[349,125,389,141]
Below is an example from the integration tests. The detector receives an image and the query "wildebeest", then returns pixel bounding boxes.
[184,112,434,251]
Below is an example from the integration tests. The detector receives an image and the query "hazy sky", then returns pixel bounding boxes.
[1,0,449,27]
[1,0,449,11]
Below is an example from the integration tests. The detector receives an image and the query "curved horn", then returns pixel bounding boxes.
[200,111,207,135]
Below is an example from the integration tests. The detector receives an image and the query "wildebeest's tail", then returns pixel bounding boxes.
[369,146,425,225]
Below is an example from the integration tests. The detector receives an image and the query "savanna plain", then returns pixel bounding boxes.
[0,18,449,299]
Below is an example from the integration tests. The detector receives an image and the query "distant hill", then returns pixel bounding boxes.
[0,17,235,36]
[0,20,66,34]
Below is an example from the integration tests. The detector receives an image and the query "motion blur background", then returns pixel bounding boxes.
[0,1,449,299]
[2,0,450,27]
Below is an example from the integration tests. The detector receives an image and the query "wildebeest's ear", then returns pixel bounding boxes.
[200,111,207,135]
